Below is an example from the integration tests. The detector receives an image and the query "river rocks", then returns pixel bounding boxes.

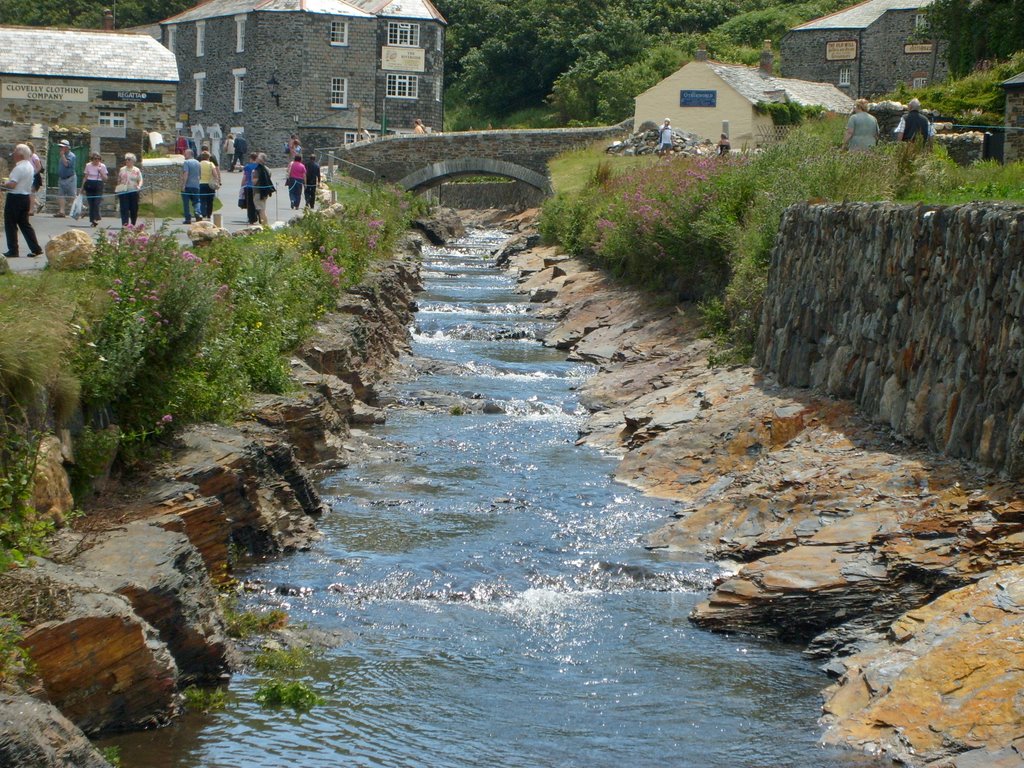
[44,229,94,270]
[187,219,229,244]
[3,561,179,734]
[245,391,346,464]
[0,691,113,768]
[413,207,465,245]
[31,434,73,526]
[606,126,714,157]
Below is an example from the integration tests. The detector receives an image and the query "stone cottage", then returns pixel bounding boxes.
[1002,72,1024,164]
[633,47,854,148]
[160,0,445,158]
[781,0,947,99]
[0,24,178,141]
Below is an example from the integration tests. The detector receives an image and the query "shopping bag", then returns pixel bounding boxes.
[69,194,83,220]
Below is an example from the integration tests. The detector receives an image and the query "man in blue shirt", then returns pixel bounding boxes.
[55,140,77,217]
[181,149,202,223]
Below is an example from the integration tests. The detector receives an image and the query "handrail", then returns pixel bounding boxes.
[314,147,377,186]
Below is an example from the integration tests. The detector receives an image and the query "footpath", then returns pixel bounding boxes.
[5,166,304,274]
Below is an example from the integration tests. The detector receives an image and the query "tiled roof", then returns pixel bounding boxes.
[163,0,374,24]
[791,0,932,31]
[1002,72,1024,88]
[0,26,178,82]
[346,0,445,21]
[708,62,855,113]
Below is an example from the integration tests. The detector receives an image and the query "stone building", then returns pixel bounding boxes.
[780,0,947,99]
[0,25,178,143]
[1002,72,1024,164]
[633,48,853,148]
[160,0,445,159]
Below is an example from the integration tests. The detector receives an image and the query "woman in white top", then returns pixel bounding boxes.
[117,153,144,226]
[81,152,109,227]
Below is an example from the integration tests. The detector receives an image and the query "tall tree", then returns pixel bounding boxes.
[928,0,1024,76]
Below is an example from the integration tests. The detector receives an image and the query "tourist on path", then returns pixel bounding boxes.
[232,133,248,172]
[287,154,306,210]
[843,99,879,151]
[656,118,674,155]
[895,98,932,143]
[26,142,43,214]
[198,150,220,219]
[241,152,259,224]
[304,153,321,209]
[717,133,731,156]
[81,152,108,227]
[181,149,201,224]
[116,153,143,227]
[222,133,235,171]
[55,140,77,217]
[413,118,427,134]
[3,144,43,258]
[253,153,274,226]
[286,134,301,162]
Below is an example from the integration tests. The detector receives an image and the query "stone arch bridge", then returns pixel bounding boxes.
[330,121,632,195]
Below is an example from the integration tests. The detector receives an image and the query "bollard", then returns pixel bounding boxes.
[213,212,222,227]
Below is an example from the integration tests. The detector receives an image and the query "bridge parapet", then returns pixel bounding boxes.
[335,121,632,193]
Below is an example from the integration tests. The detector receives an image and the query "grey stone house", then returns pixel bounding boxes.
[780,0,947,99]
[1002,73,1024,163]
[160,0,444,159]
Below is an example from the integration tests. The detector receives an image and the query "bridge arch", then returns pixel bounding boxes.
[397,157,553,195]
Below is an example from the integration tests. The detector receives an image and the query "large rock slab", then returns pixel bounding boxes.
[0,691,112,768]
[412,207,465,244]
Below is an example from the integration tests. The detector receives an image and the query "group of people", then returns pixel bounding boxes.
[843,97,934,151]
[76,149,145,228]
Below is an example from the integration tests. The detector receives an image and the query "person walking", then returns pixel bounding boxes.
[222,133,235,171]
[895,98,932,144]
[286,154,306,210]
[843,99,880,151]
[26,141,43,214]
[253,152,274,226]
[656,118,674,156]
[181,149,201,224]
[116,153,143,227]
[241,151,259,224]
[198,150,220,220]
[232,133,248,171]
[2,144,43,258]
[81,152,108,227]
[54,140,77,217]
[304,153,321,209]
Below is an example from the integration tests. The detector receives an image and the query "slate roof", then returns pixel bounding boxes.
[163,0,375,24]
[1002,72,1024,88]
[348,0,446,21]
[0,26,178,82]
[792,0,932,31]
[708,61,855,113]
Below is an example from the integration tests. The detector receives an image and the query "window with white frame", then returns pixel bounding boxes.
[98,110,126,128]
[165,24,176,51]
[914,13,927,29]
[435,76,441,101]
[436,26,442,52]
[233,68,246,112]
[330,20,349,45]
[386,73,418,98]
[235,15,246,52]
[838,66,851,86]
[330,76,348,108]
[344,131,357,144]
[196,20,205,56]
[194,72,206,110]
[387,21,419,47]
[912,76,928,88]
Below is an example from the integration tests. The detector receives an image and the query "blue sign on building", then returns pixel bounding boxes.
[680,89,717,108]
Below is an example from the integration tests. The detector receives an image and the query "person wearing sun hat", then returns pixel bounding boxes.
[55,140,78,217]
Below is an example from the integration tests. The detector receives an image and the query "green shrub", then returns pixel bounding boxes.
[0,614,31,683]
[254,679,324,711]
[182,684,230,712]
[99,746,122,767]
[224,605,289,639]
[253,647,314,674]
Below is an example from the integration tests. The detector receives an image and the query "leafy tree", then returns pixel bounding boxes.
[928,0,1024,77]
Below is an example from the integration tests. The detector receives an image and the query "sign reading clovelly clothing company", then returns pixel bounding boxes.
[679,89,716,107]
[382,46,425,72]
[826,40,858,60]
[1,82,88,102]
[101,90,164,103]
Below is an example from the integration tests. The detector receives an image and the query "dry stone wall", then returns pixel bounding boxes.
[758,202,1024,476]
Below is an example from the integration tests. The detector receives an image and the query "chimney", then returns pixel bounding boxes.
[694,49,708,62]
[760,39,773,74]
[102,8,114,30]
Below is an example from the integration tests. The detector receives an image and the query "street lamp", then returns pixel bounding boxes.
[266,75,280,107]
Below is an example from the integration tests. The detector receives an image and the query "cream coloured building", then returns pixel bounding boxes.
[634,49,853,147]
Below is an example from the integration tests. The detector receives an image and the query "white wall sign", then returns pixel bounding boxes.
[382,46,425,72]
[904,43,934,55]
[825,40,858,61]
[2,82,89,102]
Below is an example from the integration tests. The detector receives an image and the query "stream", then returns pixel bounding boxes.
[102,230,882,768]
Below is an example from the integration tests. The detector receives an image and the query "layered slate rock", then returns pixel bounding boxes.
[4,561,178,735]
[0,691,112,768]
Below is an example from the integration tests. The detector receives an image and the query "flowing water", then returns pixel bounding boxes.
[103,231,882,768]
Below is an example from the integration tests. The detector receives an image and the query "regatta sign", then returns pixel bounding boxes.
[2,82,88,102]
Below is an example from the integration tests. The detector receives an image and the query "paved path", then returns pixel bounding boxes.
[4,167,305,274]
